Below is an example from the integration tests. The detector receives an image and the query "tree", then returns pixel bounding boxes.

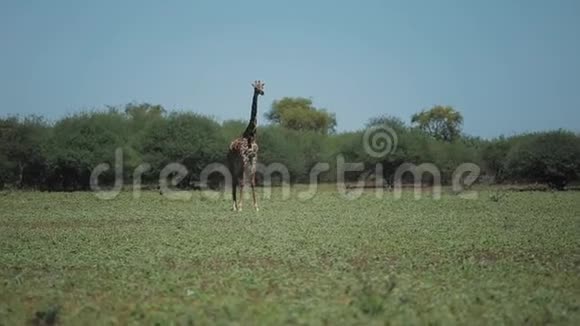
[481,136,511,181]
[503,130,580,190]
[43,111,130,190]
[138,112,225,187]
[411,105,463,142]
[366,114,407,134]
[124,102,166,129]
[0,115,49,188]
[359,115,409,185]
[265,97,336,134]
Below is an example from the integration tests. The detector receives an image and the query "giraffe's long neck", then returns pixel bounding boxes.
[243,90,259,139]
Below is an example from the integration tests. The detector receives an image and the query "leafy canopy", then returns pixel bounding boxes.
[265,97,336,134]
[411,105,463,142]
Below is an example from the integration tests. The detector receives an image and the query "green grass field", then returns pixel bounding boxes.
[1,188,579,325]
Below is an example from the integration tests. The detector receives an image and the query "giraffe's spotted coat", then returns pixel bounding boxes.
[229,137,259,172]
[227,80,264,211]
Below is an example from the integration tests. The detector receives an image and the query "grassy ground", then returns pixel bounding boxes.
[0,187,579,325]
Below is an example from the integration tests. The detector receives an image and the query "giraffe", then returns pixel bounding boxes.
[227,80,265,211]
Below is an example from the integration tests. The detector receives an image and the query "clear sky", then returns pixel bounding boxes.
[1,0,579,138]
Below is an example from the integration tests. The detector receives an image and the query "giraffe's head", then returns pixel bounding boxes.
[252,80,265,96]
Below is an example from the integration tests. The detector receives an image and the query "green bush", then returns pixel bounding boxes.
[0,115,49,189]
[138,112,225,186]
[43,110,130,190]
[0,105,577,190]
[503,130,580,189]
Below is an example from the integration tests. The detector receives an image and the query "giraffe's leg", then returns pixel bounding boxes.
[238,176,244,212]
[251,172,258,211]
[231,178,238,211]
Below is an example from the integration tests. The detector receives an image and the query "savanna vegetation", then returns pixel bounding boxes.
[1,100,579,191]
[1,100,579,325]
[1,188,579,324]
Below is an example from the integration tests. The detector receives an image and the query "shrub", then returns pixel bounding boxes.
[138,112,225,186]
[503,130,580,189]
[44,110,130,190]
[0,115,50,189]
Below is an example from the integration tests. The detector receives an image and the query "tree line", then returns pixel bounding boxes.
[1,99,579,190]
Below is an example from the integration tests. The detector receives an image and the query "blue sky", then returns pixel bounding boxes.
[1,0,579,138]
